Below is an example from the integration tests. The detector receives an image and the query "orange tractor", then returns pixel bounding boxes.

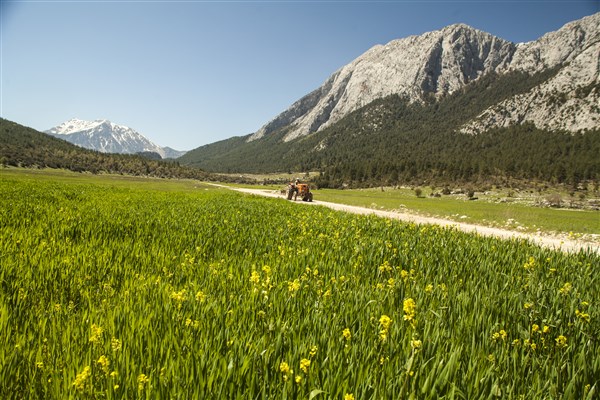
[286,182,313,202]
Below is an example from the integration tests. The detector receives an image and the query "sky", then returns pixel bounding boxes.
[1,1,598,150]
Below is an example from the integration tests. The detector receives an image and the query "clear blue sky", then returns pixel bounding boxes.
[1,1,598,150]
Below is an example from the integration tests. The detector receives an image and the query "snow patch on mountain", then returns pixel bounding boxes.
[46,119,186,158]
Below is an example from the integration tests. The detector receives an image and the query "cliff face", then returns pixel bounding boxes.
[462,13,600,134]
[250,13,599,143]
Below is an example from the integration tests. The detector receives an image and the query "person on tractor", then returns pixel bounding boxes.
[288,180,299,201]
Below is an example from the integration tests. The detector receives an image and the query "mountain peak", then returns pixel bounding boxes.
[248,12,598,143]
[442,22,477,33]
[250,20,515,142]
[49,118,112,135]
[45,119,186,158]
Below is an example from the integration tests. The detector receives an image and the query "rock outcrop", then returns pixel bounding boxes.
[250,13,599,143]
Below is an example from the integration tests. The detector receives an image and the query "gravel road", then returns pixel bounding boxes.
[224,186,599,254]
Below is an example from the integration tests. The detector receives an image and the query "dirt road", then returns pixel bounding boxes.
[225,186,599,254]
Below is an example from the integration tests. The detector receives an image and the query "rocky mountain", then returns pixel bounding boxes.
[461,14,600,134]
[45,119,186,159]
[250,13,599,143]
[179,13,600,187]
[162,146,187,159]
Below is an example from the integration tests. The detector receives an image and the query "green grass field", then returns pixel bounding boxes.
[314,187,600,237]
[230,179,599,238]
[1,169,598,399]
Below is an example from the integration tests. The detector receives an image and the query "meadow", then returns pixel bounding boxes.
[0,169,598,399]
[232,180,600,239]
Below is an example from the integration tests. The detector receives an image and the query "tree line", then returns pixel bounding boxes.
[0,119,239,182]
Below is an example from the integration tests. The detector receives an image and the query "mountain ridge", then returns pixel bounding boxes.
[46,118,187,159]
[178,13,600,187]
[248,13,598,144]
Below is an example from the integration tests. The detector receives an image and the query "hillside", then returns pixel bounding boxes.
[0,119,208,180]
[179,13,600,187]
[179,70,600,187]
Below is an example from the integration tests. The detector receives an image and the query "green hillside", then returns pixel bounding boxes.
[179,69,600,188]
[0,119,213,180]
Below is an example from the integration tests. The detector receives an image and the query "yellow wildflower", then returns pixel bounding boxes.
[279,361,292,381]
[400,269,409,281]
[379,315,392,330]
[279,361,290,375]
[344,394,355,400]
[300,358,311,374]
[295,375,302,384]
[492,329,507,341]
[411,339,422,349]
[309,345,318,358]
[555,335,567,348]
[73,366,91,391]
[576,309,590,322]
[342,328,352,341]
[89,324,103,344]
[195,290,206,302]
[425,284,433,293]
[137,373,149,391]
[171,289,187,310]
[111,337,122,352]
[542,325,550,334]
[379,261,392,273]
[249,270,260,285]
[532,324,539,333]
[523,257,536,270]
[288,279,300,293]
[403,298,416,322]
[97,355,110,375]
[558,282,572,295]
[379,330,388,342]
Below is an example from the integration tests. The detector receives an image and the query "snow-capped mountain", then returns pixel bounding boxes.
[249,12,599,143]
[45,119,186,158]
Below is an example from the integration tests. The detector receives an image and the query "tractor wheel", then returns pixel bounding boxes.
[307,193,313,202]
[287,189,293,200]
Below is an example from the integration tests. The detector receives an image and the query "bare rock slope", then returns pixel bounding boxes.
[250,13,599,143]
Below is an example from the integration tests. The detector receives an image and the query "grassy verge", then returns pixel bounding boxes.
[227,181,599,239]
[314,188,599,238]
